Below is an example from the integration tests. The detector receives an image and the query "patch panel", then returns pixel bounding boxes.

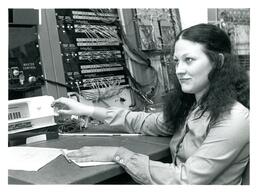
[55,9,129,91]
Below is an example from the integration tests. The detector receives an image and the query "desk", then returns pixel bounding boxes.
[8,135,171,184]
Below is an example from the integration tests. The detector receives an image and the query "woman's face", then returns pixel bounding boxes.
[174,39,213,101]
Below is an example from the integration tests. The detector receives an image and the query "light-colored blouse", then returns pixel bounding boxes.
[101,101,249,184]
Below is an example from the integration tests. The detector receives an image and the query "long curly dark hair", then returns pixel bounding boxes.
[163,24,249,131]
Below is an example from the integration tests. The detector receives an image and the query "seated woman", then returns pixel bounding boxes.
[52,23,249,184]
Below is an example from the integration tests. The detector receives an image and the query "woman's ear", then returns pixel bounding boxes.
[218,53,224,68]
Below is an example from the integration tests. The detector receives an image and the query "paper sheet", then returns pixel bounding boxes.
[8,146,63,171]
[62,149,116,167]
[72,161,116,167]
[8,147,116,172]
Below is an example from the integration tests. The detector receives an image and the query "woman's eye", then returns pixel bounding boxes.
[185,57,194,64]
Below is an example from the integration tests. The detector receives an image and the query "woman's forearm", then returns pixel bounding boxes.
[90,106,109,121]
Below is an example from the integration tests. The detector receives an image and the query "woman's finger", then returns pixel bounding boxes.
[51,97,69,106]
[51,98,65,107]
[57,109,72,115]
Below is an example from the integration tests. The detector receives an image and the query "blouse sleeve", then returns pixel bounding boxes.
[112,104,249,184]
[103,107,174,136]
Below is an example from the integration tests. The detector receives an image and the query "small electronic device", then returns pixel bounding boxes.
[8,95,56,134]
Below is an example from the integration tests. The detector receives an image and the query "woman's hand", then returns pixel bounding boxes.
[66,146,119,162]
[51,97,94,116]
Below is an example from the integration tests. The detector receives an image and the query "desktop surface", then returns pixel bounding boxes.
[8,134,171,184]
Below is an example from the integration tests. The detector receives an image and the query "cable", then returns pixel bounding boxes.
[117,19,151,66]
[118,41,159,103]
[90,9,118,24]
[38,76,74,90]
[116,15,159,92]
[127,85,154,105]
[116,46,159,102]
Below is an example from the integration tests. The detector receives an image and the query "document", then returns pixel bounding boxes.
[8,147,116,171]
[72,161,116,167]
[8,146,63,171]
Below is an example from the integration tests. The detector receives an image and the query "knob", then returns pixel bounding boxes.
[13,69,19,76]
[28,76,37,83]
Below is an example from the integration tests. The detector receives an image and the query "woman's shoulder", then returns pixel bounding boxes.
[220,101,249,128]
[222,101,249,134]
[230,101,249,120]
[210,101,249,145]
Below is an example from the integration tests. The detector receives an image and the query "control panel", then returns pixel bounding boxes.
[8,9,44,94]
[55,9,129,91]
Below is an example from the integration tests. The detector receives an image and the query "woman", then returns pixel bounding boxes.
[52,24,249,184]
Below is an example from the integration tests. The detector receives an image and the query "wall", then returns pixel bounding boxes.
[179,8,208,29]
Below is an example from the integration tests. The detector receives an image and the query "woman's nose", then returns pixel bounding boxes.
[175,62,186,75]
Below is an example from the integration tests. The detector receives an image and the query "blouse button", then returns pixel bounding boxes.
[115,156,120,161]
[119,159,124,164]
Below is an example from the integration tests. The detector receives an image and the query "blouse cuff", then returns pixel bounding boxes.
[113,147,154,184]
[113,147,135,165]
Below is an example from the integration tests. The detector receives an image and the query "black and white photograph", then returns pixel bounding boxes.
[2,0,255,191]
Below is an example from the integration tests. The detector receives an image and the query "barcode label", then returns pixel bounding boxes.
[8,112,21,120]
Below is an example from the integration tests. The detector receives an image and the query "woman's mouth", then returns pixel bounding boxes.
[179,78,191,83]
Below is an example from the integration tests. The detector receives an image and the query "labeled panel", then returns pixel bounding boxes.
[55,9,129,91]
[9,25,44,90]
